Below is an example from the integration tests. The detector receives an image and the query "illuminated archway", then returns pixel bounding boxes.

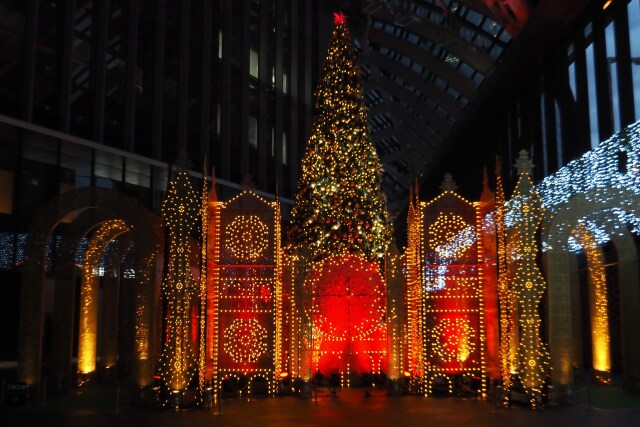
[17,187,162,389]
[545,187,640,394]
[77,219,130,376]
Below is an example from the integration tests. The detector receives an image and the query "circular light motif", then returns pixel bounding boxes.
[431,318,476,363]
[226,215,269,261]
[223,318,268,363]
[428,213,475,259]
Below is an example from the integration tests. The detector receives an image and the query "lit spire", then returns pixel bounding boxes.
[515,149,534,176]
[439,173,458,192]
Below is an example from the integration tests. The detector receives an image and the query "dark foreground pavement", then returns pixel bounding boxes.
[2,386,640,427]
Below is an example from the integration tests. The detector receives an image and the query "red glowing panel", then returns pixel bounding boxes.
[305,253,387,375]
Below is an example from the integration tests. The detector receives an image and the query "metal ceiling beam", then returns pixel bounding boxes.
[368,27,477,98]
[363,50,463,117]
[367,76,451,136]
[369,6,495,74]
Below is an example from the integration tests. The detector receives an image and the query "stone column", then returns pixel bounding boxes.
[132,250,158,388]
[17,237,47,389]
[613,232,640,390]
[546,249,574,401]
[51,277,75,390]
[101,275,120,370]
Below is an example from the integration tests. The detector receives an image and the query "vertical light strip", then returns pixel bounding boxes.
[572,224,610,375]
[78,220,129,375]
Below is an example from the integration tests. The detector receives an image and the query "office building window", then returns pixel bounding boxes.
[585,41,599,148]
[250,49,259,78]
[249,116,258,149]
[0,170,13,214]
[629,0,640,121]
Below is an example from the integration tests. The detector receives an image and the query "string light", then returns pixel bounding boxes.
[508,151,551,408]
[78,220,129,376]
[286,12,392,262]
[408,181,487,397]
[226,215,269,261]
[159,171,198,396]
[431,318,476,363]
[406,189,424,390]
[223,318,269,363]
[495,159,513,402]
[571,224,610,376]
[207,189,281,397]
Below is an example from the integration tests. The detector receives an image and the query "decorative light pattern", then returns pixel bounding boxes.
[429,213,475,260]
[571,224,610,374]
[406,189,424,386]
[160,171,198,393]
[509,151,550,407]
[303,252,387,375]
[431,318,476,363]
[198,166,210,400]
[78,219,129,375]
[205,176,221,398]
[223,318,268,363]
[226,215,269,261]
[418,182,487,397]
[207,189,281,397]
[494,159,514,398]
[506,120,640,250]
[286,12,392,261]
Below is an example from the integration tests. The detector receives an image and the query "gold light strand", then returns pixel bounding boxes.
[78,219,129,376]
[571,224,610,376]
[405,190,424,390]
[223,318,269,362]
[207,189,221,398]
[495,159,512,398]
[226,215,269,260]
[274,197,283,379]
[510,151,551,407]
[475,200,488,398]
[430,318,476,362]
[198,166,209,400]
[160,171,198,394]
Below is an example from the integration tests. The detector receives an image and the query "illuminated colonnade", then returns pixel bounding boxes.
[526,120,640,397]
[78,220,131,375]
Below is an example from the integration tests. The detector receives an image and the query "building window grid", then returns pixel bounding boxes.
[564,1,640,154]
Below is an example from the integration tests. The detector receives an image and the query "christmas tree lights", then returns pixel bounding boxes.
[287,12,391,262]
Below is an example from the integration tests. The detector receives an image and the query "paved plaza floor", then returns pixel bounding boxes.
[2,385,640,427]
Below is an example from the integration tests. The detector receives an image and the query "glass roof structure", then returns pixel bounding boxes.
[342,0,531,214]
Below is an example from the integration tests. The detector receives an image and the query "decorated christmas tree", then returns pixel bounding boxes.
[287,12,391,261]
